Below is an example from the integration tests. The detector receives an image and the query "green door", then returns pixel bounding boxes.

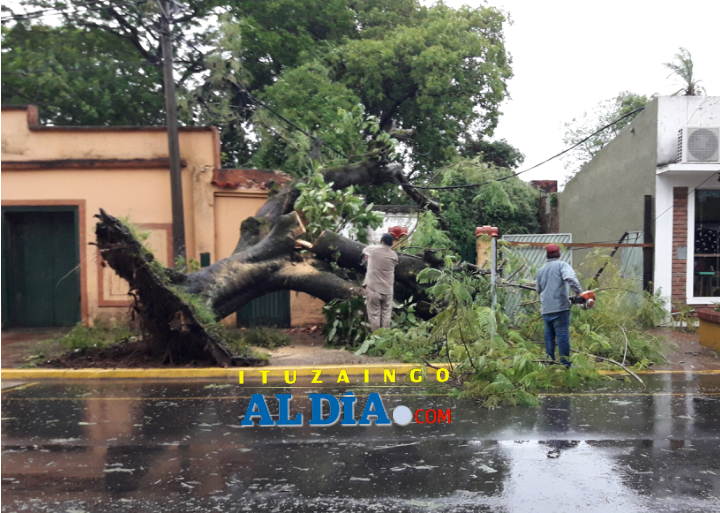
[237,291,291,329]
[2,207,81,328]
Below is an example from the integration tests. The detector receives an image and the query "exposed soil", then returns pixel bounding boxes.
[1,328,71,368]
[0,325,375,369]
[36,340,266,369]
[1,328,265,369]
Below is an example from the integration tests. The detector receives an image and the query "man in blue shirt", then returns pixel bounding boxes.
[536,244,582,366]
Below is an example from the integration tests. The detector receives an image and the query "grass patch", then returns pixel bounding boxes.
[21,338,65,368]
[216,326,290,354]
[56,322,136,351]
[21,322,136,368]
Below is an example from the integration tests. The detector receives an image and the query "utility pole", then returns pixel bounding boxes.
[490,235,498,339]
[159,0,186,265]
[476,226,500,338]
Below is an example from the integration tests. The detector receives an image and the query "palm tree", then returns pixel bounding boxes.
[663,47,705,96]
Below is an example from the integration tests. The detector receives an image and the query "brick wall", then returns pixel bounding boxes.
[671,187,689,308]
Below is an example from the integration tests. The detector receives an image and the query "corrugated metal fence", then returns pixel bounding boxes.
[501,234,573,317]
[620,231,644,297]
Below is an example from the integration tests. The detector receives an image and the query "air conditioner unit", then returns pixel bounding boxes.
[677,126,720,163]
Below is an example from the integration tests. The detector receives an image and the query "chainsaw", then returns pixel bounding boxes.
[570,290,596,310]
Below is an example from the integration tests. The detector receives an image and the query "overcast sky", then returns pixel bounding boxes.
[441,0,720,186]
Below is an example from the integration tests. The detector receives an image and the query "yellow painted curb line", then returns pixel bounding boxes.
[0,363,453,381]
[1,366,718,381]
[597,369,720,375]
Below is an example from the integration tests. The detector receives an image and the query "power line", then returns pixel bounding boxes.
[167,28,354,162]
[1,7,76,22]
[236,85,353,161]
[1,60,156,75]
[413,106,647,191]
[649,171,719,224]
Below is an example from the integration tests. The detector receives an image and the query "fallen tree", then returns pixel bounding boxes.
[94,150,670,406]
[95,150,475,366]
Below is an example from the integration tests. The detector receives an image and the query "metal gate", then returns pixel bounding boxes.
[2,206,81,328]
[236,291,291,328]
[458,244,477,263]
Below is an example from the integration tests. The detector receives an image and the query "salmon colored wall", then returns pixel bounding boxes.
[1,106,218,324]
[3,169,178,322]
[1,107,220,264]
[2,109,216,162]
[2,106,325,327]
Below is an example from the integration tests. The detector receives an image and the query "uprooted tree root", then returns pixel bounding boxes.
[95,209,256,367]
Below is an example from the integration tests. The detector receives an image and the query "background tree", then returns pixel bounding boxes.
[2,0,512,177]
[1,24,164,125]
[429,160,540,248]
[663,47,705,96]
[561,91,649,181]
[461,138,524,170]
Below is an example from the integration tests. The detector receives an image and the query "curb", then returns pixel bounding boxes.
[1,366,718,381]
[0,364,452,381]
[599,369,720,375]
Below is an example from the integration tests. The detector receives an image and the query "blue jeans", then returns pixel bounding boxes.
[543,310,571,366]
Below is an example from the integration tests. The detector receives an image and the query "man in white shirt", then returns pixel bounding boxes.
[362,233,399,332]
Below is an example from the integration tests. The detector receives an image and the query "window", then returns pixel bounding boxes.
[693,190,720,298]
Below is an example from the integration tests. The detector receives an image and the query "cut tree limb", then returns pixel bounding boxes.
[240,157,447,252]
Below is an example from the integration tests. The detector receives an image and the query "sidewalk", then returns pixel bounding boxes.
[649,328,720,371]
[1,328,70,368]
[1,327,717,382]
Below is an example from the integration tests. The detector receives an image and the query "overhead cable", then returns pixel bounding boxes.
[237,85,352,161]
[413,106,647,191]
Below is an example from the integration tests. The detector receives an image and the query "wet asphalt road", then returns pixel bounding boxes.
[2,373,720,513]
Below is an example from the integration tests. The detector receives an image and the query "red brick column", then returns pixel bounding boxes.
[671,187,689,308]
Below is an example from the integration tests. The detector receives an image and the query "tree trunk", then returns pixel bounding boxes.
[95,157,457,366]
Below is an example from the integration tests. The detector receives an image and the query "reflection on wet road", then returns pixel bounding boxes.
[2,373,720,512]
